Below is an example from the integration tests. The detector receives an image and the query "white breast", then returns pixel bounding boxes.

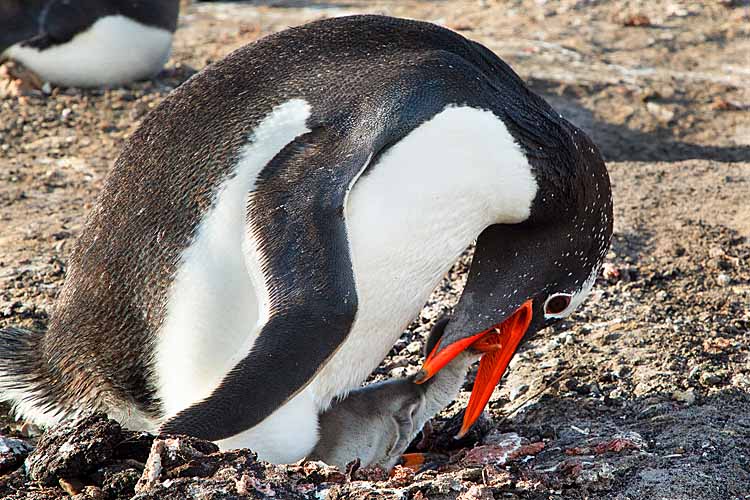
[4,15,173,87]
[310,105,537,408]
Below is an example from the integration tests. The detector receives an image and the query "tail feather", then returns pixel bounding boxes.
[0,326,67,426]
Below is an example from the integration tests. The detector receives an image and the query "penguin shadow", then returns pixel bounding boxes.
[154,63,199,88]
[0,59,199,98]
[609,230,653,267]
[91,63,199,95]
[528,78,750,164]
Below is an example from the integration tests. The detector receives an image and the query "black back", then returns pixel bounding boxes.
[0,0,179,53]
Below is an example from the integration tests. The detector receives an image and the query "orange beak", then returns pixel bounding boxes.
[415,300,533,438]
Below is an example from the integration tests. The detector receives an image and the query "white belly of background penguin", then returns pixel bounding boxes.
[0,15,613,465]
[0,1,179,87]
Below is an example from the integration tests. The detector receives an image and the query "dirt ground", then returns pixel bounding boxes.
[1,1,749,499]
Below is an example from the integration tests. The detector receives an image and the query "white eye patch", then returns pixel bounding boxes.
[544,293,573,318]
[544,267,599,319]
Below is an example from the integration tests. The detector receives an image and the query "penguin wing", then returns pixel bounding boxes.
[160,125,375,441]
[0,0,109,54]
[21,0,106,51]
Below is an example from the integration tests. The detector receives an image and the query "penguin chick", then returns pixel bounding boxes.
[308,317,477,470]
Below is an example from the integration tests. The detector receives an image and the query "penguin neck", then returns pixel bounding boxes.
[418,351,479,418]
[345,105,538,299]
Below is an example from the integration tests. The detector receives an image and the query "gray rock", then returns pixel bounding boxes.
[716,273,731,286]
[509,384,530,401]
[0,435,34,474]
[700,372,723,387]
[672,388,698,405]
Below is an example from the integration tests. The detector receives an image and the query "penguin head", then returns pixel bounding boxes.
[416,122,612,437]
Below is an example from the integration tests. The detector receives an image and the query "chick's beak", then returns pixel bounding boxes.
[415,300,533,438]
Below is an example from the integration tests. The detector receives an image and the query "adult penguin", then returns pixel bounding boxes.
[0,0,179,87]
[0,15,613,463]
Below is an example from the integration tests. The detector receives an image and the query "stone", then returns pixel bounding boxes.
[0,435,34,474]
[716,273,731,286]
[25,413,122,486]
[673,388,697,405]
[700,372,723,387]
[509,384,529,401]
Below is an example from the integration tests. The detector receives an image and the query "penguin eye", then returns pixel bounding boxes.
[544,294,572,316]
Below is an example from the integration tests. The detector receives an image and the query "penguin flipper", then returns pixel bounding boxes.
[160,126,375,441]
[26,0,104,50]
[0,0,104,54]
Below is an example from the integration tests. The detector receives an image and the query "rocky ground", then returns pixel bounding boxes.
[1,1,749,499]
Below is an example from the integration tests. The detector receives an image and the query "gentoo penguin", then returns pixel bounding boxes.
[0,15,613,464]
[309,317,477,470]
[0,0,179,87]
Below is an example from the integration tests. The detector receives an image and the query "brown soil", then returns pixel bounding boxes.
[1,1,749,499]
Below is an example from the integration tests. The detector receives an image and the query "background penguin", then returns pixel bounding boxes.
[0,0,179,87]
[309,317,477,470]
[0,15,613,464]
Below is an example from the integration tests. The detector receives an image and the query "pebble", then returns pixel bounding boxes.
[382,355,409,371]
[700,372,722,387]
[539,358,560,369]
[732,373,750,389]
[615,365,630,379]
[589,382,602,397]
[602,262,620,281]
[608,388,625,400]
[638,403,670,419]
[59,477,84,496]
[716,273,731,286]
[431,475,464,494]
[72,486,104,499]
[646,102,675,122]
[0,435,34,474]
[509,384,529,401]
[708,247,725,258]
[458,484,495,500]
[672,388,697,405]
[25,413,122,486]
[562,378,577,392]
[405,341,423,354]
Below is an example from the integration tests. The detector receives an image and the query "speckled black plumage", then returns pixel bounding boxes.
[0,15,613,442]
